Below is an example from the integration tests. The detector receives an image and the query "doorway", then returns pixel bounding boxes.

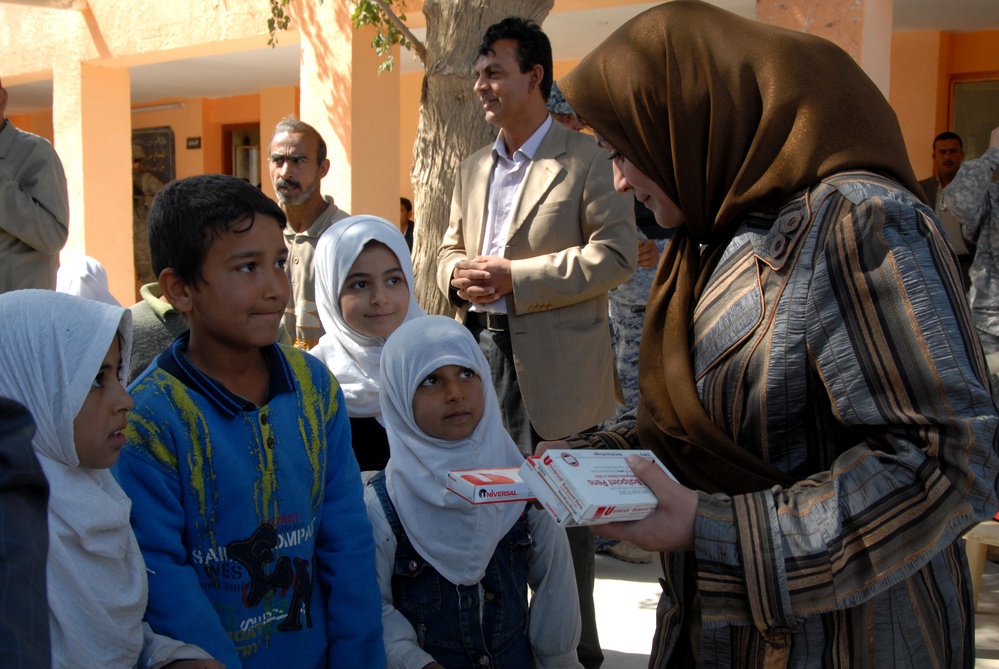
[222,123,262,188]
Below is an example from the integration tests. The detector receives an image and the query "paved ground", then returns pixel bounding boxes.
[977,558,999,667]
[593,548,999,668]
[592,552,660,668]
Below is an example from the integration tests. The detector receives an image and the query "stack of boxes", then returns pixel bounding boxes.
[447,449,674,527]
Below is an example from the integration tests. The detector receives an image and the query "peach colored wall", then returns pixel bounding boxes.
[298,0,355,214]
[295,2,401,222]
[890,30,999,179]
[757,0,893,94]
[202,94,262,176]
[7,110,54,143]
[948,30,999,75]
[350,35,401,221]
[890,32,944,180]
[56,62,134,304]
[259,86,299,201]
[1,2,278,82]
[132,98,206,182]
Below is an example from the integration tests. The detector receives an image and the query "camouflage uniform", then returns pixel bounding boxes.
[944,146,999,399]
[608,239,665,418]
[132,167,164,287]
[607,202,674,420]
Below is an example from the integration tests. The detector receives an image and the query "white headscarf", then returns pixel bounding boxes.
[0,290,146,667]
[310,215,425,419]
[381,316,525,586]
[56,255,122,307]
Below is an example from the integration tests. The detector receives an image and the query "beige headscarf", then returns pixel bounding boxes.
[560,0,921,494]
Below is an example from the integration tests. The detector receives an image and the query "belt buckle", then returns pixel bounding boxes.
[485,314,503,332]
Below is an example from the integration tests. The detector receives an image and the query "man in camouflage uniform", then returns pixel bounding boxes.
[944,125,999,401]
[607,203,672,419]
[132,144,164,287]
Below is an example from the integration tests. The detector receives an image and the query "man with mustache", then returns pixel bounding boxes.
[269,116,350,349]
[919,131,974,289]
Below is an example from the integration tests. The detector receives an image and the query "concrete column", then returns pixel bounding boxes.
[890,31,948,178]
[350,33,401,221]
[53,61,133,304]
[297,2,401,221]
[756,0,894,96]
[259,85,299,202]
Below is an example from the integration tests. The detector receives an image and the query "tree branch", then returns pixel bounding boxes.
[370,0,426,63]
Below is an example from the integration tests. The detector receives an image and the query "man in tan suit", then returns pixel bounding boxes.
[436,18,636,668]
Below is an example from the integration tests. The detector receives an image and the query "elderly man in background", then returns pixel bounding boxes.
[0,76,69,294]
[269,116,350,350]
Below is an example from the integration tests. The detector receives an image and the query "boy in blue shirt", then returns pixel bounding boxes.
[115,174,385,669]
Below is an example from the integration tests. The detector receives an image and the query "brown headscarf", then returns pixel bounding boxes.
[559,0,922,495]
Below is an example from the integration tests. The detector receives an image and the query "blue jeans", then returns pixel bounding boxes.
[372,472,535,668]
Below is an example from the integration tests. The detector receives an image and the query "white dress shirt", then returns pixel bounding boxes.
[474,115,554,315]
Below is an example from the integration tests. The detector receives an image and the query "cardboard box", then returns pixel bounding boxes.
[446,466,535,504]
[533,450,671,524]
[518,457,581,527]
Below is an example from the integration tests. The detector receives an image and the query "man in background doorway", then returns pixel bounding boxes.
[920,131,974,288]
[269,116,349,350]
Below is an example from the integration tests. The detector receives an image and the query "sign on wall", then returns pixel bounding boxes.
[132,126,175,185]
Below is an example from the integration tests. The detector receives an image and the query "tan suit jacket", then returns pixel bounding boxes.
[438,120,637,439]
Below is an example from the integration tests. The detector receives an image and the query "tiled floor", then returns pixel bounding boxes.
[593,547,999,668]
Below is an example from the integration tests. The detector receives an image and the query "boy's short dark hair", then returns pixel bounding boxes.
[149,173,287,286]
[479,17,553,101]
[400,197,412,214]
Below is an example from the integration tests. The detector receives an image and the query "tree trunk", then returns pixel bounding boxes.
[410,0,554,316]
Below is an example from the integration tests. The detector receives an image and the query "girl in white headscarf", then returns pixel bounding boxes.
[365,315,581,669]
[0,290,220,669]
[310,215,425,471]
[56,255,121,306]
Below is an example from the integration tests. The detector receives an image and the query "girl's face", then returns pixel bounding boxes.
[412,365,484,441]
[73,337,133,469]
[596,135,685,229]
[339,242,410,339]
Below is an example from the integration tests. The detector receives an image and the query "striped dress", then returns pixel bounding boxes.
[584,171,999,667]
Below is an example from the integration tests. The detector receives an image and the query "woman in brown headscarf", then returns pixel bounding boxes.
[556,2,999,667]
